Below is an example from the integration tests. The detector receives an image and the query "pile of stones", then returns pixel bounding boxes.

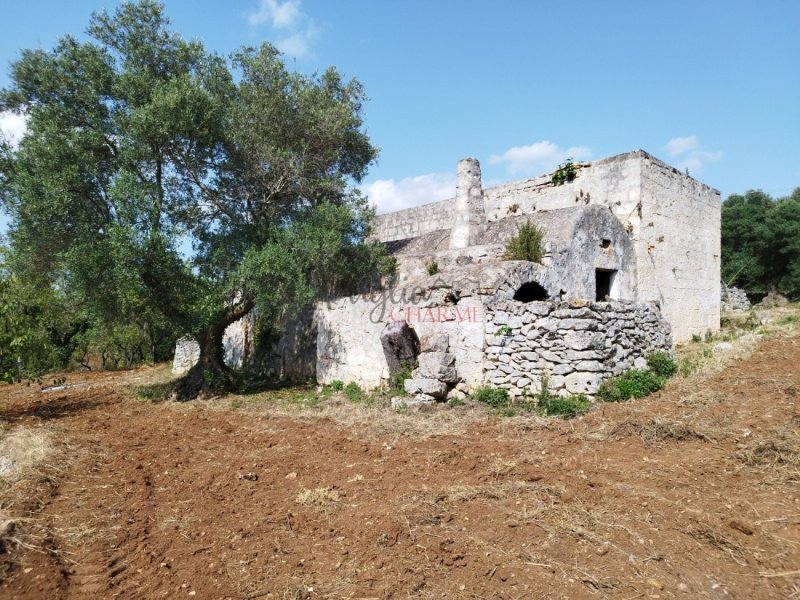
[721,284,751,312]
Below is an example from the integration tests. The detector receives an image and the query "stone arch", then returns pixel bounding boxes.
[491,261,555,303]
[513,281,549,302]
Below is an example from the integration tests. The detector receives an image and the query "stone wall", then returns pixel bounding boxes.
[371,198,455,243]
[316,290,485,390]
[483,299,672,398]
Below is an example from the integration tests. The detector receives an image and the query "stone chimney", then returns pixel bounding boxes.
[449,157,486,250]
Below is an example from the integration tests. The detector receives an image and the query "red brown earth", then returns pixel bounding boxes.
[1,323,798,599]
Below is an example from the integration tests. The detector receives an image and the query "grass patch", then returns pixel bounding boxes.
[538,393,591,418]
[472,386,510,408]
[135,381,173,401]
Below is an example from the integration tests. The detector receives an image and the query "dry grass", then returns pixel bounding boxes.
[736,439,800,482]
[603,417,716,446]
[295,487,341,507]
[0,426,55,483]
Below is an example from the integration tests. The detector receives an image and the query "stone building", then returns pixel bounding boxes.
[177,150,721,398]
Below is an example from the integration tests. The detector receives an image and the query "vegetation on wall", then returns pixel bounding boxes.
[551,159,577,186]
[502,221,545,263]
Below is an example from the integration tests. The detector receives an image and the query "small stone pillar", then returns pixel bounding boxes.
[449,157,486,250]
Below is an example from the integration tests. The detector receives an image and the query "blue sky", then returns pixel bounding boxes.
[1,0,799,231]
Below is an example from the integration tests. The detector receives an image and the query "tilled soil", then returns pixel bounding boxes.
[0,333,799,599]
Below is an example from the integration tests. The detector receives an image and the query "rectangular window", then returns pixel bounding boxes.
[595,269,617,301]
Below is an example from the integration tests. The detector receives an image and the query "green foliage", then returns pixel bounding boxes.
[494,325,512,336]
[646,352,677,378]
[447,397,465,407]
[539,393,591,418]
[473,386,510,408]
[722,188,800,294]
[329,379,344,391]
[425,260,439,276]
[502,221,545,263]
[596,369,665,402]
[551,159,577,186]
[691,334,702,343]
[389,361,415,392]
[344,381,363,402]
[0,1,390,393]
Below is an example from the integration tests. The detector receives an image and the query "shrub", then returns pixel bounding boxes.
[330,379,344,391]
[646,352,677,378]
[473,386,510,408]
[502,221,545,263]
[494,325,512,336]
[551,159,577,186]
[344,382,363,402]
[425,260,439,275]
[596,369,665,402]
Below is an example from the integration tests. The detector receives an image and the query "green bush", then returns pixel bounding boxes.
[473,386,510,408]
[344,382,363,402]
[389,361,415,392]
[425,260,439,276]
[502,221,545,263]
[646,352,677,378]
[596,369,665,402]
[538,393,591,418]
[551,159,577,186]
[330,379,344,391]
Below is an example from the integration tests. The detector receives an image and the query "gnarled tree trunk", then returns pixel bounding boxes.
[173,295,255,400]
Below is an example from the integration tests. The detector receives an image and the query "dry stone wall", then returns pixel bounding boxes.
[721,284,751,312]
[483,299,672,397]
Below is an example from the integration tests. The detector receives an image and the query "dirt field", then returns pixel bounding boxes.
[1,311,799,599]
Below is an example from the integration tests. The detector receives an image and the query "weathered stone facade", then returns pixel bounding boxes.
[373,150,721,343]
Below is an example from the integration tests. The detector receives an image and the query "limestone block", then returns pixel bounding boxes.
[404,378,448,398]
[420,333,450,353]
[391,395,434,409]
[565,372,604,394]
[552,364,574,376]
[380,321,419,375]
[172,335,200,374]
[566,331,605,351]
[414,352,458,383]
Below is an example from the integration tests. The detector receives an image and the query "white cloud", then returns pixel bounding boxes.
[248,0,301,28]
[488,140,591,175]
[246,0,317,58]
[663,136,722,174]
[0,111,28,149]
[664,135,700,157]
[361,172,456,214]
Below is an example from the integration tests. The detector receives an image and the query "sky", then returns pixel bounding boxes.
[1,0,799,235]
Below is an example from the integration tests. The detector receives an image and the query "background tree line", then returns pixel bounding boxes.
[721,188,800,295]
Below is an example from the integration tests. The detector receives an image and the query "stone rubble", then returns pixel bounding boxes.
[721,284,751,312]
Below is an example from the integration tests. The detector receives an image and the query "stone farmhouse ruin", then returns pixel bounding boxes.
[175,150,721,400]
